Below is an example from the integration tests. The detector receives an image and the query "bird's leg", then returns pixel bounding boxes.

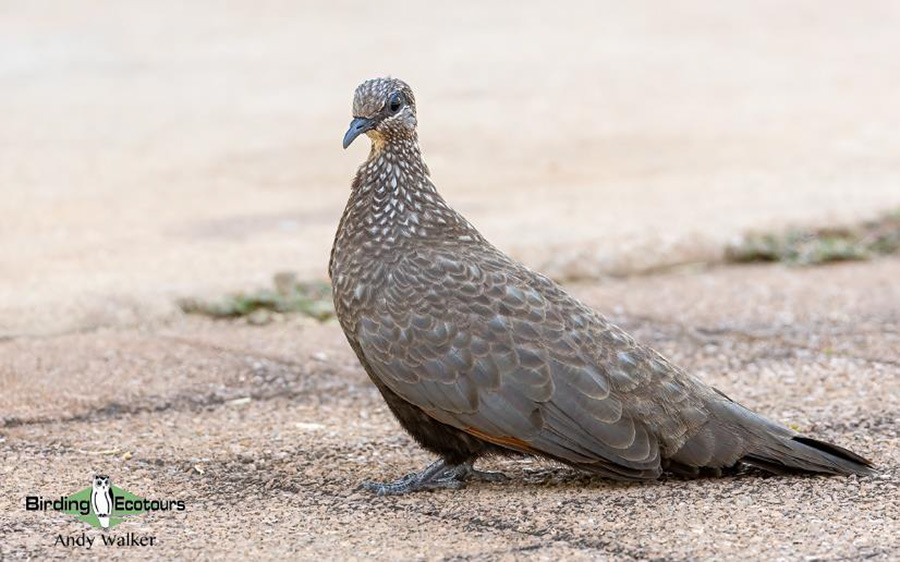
[444,460,510,483]
[361,459,510,495]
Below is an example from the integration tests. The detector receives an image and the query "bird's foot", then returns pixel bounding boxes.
[361,459,509,496]
[361,459,463,496]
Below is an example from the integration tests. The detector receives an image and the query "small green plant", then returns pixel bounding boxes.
[179,272,334,322]
[725,209,900,266]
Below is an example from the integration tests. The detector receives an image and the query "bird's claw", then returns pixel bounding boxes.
[360,459,508,496]
[361,476,466,496]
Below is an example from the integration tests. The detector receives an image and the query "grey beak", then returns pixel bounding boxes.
[343,117,375,149]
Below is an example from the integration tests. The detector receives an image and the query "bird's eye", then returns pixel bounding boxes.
[389,92,403,113]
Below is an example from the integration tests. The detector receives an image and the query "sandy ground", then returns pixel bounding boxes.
[2,259,899,560]
[3,1,900,560]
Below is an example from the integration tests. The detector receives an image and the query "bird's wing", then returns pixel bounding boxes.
[356,246,712,479]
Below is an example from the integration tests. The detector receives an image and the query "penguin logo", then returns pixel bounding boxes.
[90,475,115,530]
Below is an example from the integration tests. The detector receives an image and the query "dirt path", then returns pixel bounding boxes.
[2,259,898,559]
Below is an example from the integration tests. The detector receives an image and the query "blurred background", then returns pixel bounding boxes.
[3,0,900,336]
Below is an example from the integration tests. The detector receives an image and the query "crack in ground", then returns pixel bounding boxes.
[0,364,359,430]
[614,313,900,369]
[439,542,544,561]
[0,329,379,430]
[156,334,325,371]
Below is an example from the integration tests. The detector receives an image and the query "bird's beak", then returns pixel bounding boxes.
[343,117,375,149]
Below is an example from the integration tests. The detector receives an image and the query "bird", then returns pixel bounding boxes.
[90,475,114,529]
[330,77,874,495]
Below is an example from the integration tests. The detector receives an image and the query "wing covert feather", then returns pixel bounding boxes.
[356,246,711,478]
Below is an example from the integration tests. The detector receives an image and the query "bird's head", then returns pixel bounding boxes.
[92,475,110,490]
[343,77,417,149]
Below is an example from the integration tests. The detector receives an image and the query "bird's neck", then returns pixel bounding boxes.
[358,135,433,198]
[333,136,482,261]
[346,136,460,235]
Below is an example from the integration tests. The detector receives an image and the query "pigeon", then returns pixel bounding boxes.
[330,77,873,495]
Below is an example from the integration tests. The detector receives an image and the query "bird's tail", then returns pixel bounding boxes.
[741,433,874,476]
[728,399,874,476]
[671,395,875,476]
[98,515,110,529]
